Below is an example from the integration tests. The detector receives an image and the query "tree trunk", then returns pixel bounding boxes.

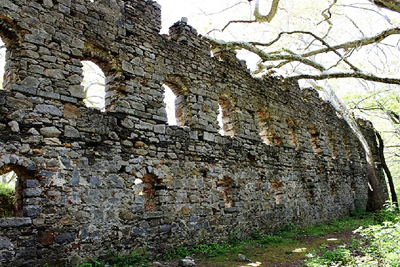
[375,130,398,208]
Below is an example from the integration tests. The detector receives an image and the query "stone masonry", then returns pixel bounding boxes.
[0,0,388,266]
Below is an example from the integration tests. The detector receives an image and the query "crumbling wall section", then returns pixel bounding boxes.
[0,0,387,266]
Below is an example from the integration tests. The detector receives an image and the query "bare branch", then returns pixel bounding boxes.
[286,72,400,85]
[370,0,400,13]
[253,0,280,23]
[221,20,257,32]
[249,28,400,59]
[301,27,400,57]
[203,35,326,71]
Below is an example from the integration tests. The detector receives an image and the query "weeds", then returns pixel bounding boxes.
[305,203,400,267]
[73,209,384,267]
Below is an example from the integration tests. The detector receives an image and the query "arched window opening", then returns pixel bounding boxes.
[217,104,223,135]
[309,124,322,155]
[163,80,188,126]
[0,39,6,90]
[257,109,281,145]
[0,170,17,217]
[163,84,177,125]
[81,61,106,111]
[218,96,238,136]
[0,164,35,218]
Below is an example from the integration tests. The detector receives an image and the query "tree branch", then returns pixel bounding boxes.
[301,27,400,57]
[221,20,257,32]
[286,72,400,85]
[370,0,400,13]
[253,0,281,23]
[203,35,326,71]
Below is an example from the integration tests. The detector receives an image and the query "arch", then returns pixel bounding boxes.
[0,164,36,217]
[218,95,238,136]
[81,43,122,111]
[163,84,177,125]
[0,169,17,217]
[81,60,106,110]
[163,74,190,126]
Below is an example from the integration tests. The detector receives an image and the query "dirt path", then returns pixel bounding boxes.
[157,230,354,267]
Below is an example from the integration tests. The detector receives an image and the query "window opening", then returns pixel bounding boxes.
[217,104,223,135]
[0,170,17,218]
[163,84,177,125]
[81,61,106,111]
[0,39,5,90]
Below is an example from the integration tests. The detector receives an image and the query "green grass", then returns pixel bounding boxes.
[73,210,380,267]
[0,182,14,196]
[305,203,400,267]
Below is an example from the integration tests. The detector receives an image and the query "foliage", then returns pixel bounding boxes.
[0,182,14,197]
[305,203,400,266]
[0,182,15,218]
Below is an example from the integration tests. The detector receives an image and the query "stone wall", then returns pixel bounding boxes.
[0,0,388,266]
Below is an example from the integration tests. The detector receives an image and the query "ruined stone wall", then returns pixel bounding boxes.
[0,0,388,266]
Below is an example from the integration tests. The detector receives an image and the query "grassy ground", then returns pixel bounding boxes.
[76,210,382,267]
[194,213,376,267]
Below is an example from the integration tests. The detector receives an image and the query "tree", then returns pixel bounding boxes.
[160,0,400,205]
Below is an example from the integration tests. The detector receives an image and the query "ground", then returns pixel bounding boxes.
[155,230,354,267]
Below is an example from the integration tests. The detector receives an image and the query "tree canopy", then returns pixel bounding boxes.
[159,0,400,197]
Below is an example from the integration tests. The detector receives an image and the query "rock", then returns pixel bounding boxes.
[179,256,195,266]
[8,121,19,132]
[236,254,251,262]
[35,104,63,116]
[40,126,61,137]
